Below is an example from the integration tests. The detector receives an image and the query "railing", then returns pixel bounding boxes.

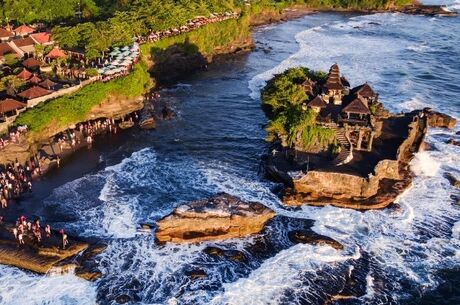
[338,114,370,126]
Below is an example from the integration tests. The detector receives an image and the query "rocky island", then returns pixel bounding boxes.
[156,193,275,243]
[261,64,457,210]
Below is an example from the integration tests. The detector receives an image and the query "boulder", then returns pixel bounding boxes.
[288,231,343,250]
[155,193,275,243]
[185,269,207,280]
[445,173,460,189]
[161,106,175,120]
[115,295,131,304]
[424,108,457,129]
[447,138,460,147]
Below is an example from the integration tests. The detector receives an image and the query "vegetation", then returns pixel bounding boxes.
[261,67,335,149]
[1,0,412,60]
[15,61,152,138]
[0,76,26,96]
[141,16,251,60]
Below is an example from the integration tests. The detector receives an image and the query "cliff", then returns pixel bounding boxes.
[156,193,275,243]
[276,111,430,209]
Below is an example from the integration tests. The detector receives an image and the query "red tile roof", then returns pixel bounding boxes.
[17,68,33,80]
[29,74,42,84]
[0,98,26,114]
[18,86,51,100]
[22,57,41,68]
[0,28,13,39]
[13,37,35,48]
[30,32,52,44]
[15,25,35,35]
[46,47,67,59]
[39,79,58,89]
[0,42,17,57]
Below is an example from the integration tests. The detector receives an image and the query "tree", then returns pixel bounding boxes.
[0,76,26,95]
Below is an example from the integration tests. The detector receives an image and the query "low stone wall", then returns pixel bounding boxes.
[27,77,98,108]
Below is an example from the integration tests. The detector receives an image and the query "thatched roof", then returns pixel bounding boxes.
[342,97,370,115]
[352,83,376,99]
[307,95,327,108]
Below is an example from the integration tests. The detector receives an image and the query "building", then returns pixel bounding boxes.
[14,25,35,37]
[0,98,26,118]
[0,28,13,42]
[322,64,349,105]
[303,64,380,153]
[17,86,51,100]
[11,37,36,56]
[16,68,33,80]
[30,32,53,45]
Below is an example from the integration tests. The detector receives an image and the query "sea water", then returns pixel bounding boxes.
[0,3,459,305]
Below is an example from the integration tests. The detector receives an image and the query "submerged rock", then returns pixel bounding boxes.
[155,193,276,243]
[447,138,460,147]
[288,230,343,250]
[445,173,460,189]
[115,294,131,304]
[161,106,176,120]
[185,269,207,280]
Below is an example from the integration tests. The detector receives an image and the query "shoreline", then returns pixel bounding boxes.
[0,3,457,277]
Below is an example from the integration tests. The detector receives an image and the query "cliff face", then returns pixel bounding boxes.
[156,193,275,243]
[283,111,428,209]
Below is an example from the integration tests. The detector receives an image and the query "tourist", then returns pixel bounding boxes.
[12,227,17,239]
[60,229,69,249]
[18,233,24,245]
[45,224,51,238]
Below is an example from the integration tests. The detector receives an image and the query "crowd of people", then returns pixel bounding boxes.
[0,159,38,209]
[11,215,69,249]
[137,12,239,44]
[0,126,28,150]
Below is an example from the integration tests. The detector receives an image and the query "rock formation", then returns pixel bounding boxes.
[155,193,275,243]
[425,108,457,129]
[288,230,343,250]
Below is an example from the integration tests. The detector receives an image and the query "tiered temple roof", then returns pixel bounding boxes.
[324,63,345,91]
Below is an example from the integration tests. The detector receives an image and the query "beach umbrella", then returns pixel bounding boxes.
[121,46,130,51]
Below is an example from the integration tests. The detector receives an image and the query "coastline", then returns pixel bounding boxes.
[0,2,457,278]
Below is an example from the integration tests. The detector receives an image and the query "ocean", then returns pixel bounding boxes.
[0,2,459,304]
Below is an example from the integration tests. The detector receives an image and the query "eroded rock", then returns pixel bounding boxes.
[425,108,457,129]
[155,193,275,243]
[445,173,460,189]
[288,230,343,250]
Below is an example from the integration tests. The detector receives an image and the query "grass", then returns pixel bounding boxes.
[15,60,152,139]
[141,17,251,60]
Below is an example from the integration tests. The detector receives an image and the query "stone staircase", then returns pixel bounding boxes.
[333,128,353,166]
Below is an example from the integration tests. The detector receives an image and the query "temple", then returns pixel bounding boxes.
[303,64,380,157]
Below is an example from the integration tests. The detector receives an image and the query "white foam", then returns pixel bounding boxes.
[210,244,360,305]
[411,151,441,177]
[0,266,96,305]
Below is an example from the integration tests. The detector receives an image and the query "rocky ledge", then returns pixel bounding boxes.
[267,109,457,210]
[155,193,275,243]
